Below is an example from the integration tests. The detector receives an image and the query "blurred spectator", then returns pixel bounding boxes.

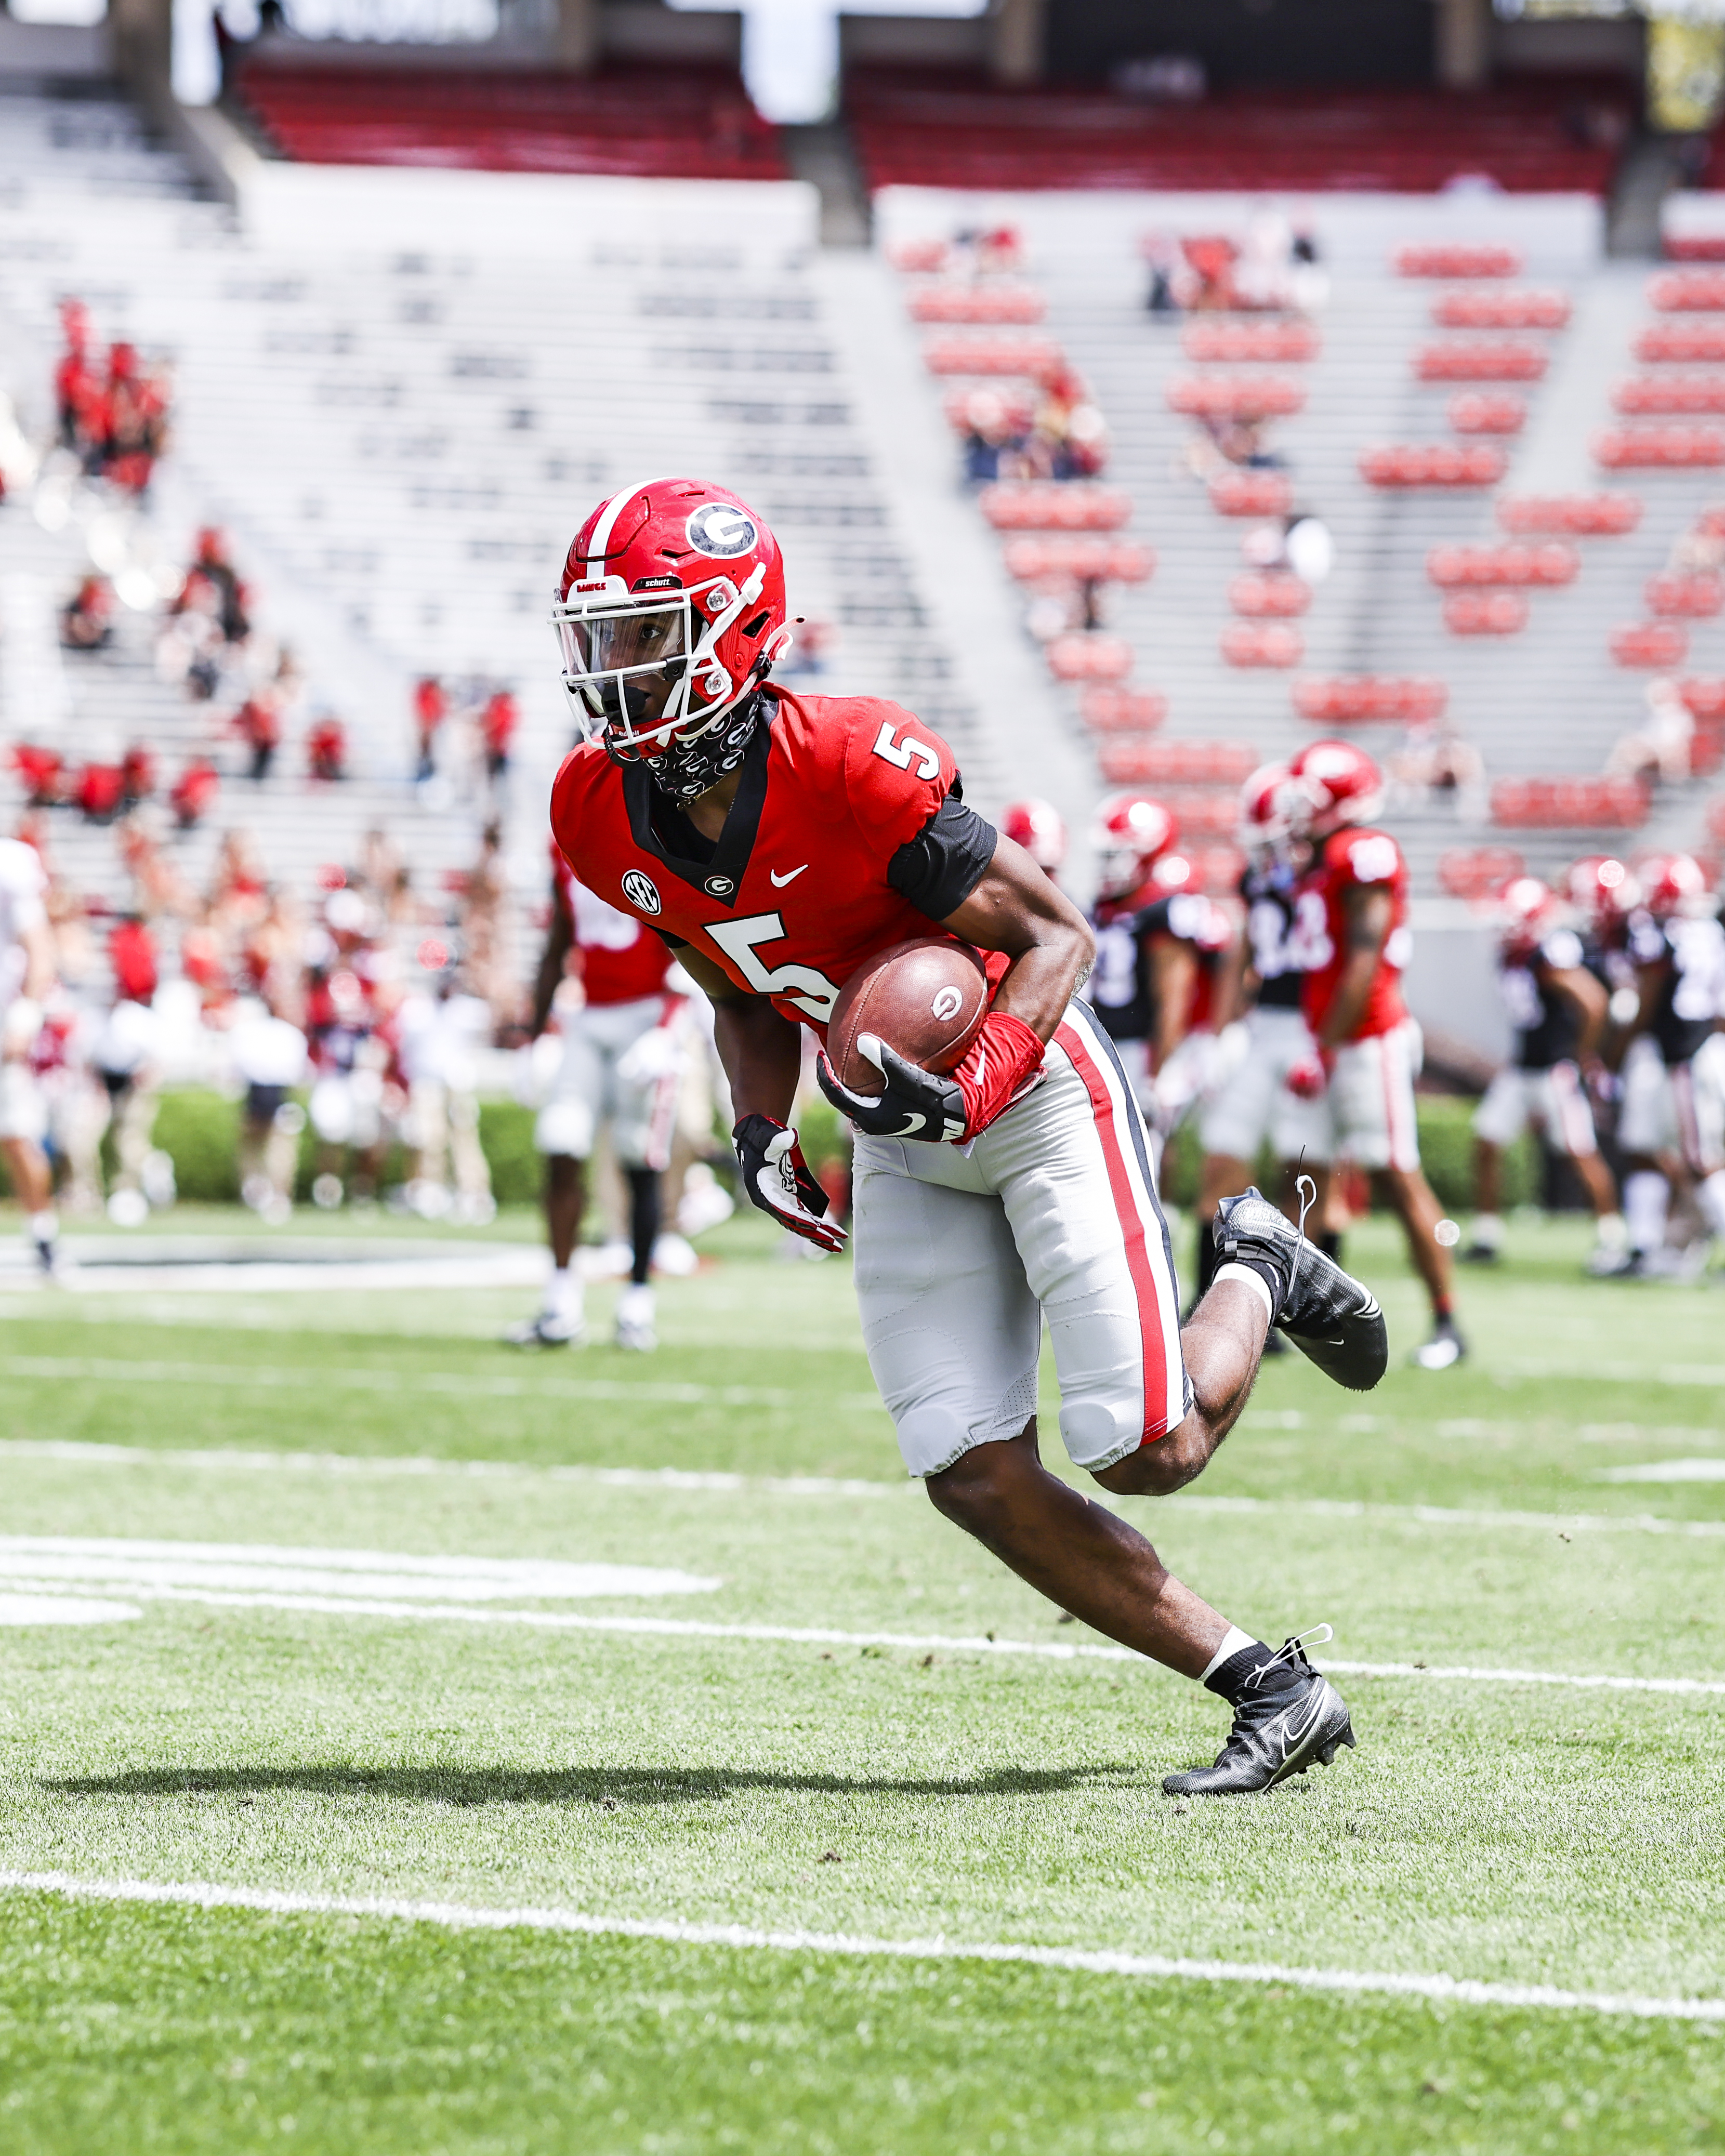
[170,757,220,830]
[120,744,156,810]
[454,818,516,1026]
[60,575,115,651]
[231,999,309,1225]
[101,342,171,497]
[781,617,836,679]
[306,712,347,783]
[73,761,125,825]
[93,917,165,1224]
[1608,677,1696,787]
[184,528,249,645]
[413,676,445,783]
[398,953,495,1222]
[233,686,282,783]
[1389,722,1486,817]
[10,745,64,809]
[55,298,95,451]
[481,686,517,799]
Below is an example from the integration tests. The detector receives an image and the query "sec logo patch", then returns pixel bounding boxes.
[685,502,758,559]
[621,869,661,916]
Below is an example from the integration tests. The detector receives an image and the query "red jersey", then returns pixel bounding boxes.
[1297,826,1412,1042]
[551,841,674,1008]
[549,690,990,1037]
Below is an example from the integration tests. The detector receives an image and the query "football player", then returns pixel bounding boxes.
[1284,740,1465,1370]
[1615,854,1725,1273]
[1191,761,1333,1306]
[0,834,60,1273]
[508,839,685,1351]
[546,477,1388,1797]
[1466,876,1626,1272]
[1084,792,1235,1177]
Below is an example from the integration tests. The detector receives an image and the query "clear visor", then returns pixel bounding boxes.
[554,600,687,687]
[552,593,703,750]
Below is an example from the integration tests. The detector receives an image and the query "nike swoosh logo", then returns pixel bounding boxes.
[770,865,808,888]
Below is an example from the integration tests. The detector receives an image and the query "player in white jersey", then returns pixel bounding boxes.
[0,839,61,1272]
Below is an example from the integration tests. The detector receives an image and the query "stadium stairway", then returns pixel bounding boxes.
[876,188,1725,896]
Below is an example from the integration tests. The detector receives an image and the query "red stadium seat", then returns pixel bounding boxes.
[1395,244,1522,278]
[1426,543,1577,587]
[1413,340,1547,381]
[1221,623,1303,667]
[907,284,1046,325]
[1636,322,1725,363]
[1708,794,1725,841]
[1497,493,1641,535]
[924,334,1065,377]
[1449,392,1526,434]
[1293,675,1447,723]
[1003,537,1153,583]
[1613,374,1725,415]
[1438,845,1526,901]
[1208,471,1294,516]
[1180,321,1320,363]
[1648,270,1725,312]
[1431,288,1570,329]
[1045,634,1133,681]
[1666,236,1725,262]
[888,239,950,272]
[1229,573,1310,617]
[1360,443,1506,487]
[1647,572,1724,618]
[1444,591,1530,634]
[1080,687,1168,733]
[1094,739,1259,785]
[1679,676,1725,718]
[1595,426,1725,467]
[1166,374,1306,419]
[1611,621,1690,666]
[980,484,1133,531]
[1492,777,1650,827]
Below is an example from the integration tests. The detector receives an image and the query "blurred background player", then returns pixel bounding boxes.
[509,843,684,1351]
[998,797,1067,887]
[1285,739,1464,1370]
[0,833,60,1272]
[1615,854,1725,1275]
[398,950,496,1224]
[1466,875,1626,1274]
[1191,760,1332,1310]
[1084,791,1231,1176]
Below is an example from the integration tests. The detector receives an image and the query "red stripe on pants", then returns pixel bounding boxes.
[1055,1020,1170,1445]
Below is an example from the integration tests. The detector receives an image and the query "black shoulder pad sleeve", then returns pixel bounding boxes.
[887,792,998,922]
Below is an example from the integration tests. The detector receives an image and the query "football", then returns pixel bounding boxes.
[826,937,991,1097]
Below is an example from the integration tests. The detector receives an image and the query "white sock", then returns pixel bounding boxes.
[1594,1210,1628,1251]
[618,1281,654,1318]
[1696,1171,1725,1242]
[545,1266,583,1326]
[1213,1261,1275,1324]
[1200,1624,1258,1684]
[1624,1171,1669,1254]
[1471,1212,1504,1249]
[28,1210,56,1247]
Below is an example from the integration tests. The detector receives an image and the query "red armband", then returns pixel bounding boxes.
[954,1010,1046,1139]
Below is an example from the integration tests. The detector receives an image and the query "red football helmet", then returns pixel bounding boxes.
[1237,759,1296,854]
[552,478,790,799]
[1000,797,1068,875]
[1496,874,1559,954]
[1565,854,1638,928]
[1635,851,1710,918]
[1288,739,1385,838]
[1091,791,1178,901]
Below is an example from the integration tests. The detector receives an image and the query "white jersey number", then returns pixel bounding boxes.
[871,721,940,783]
[703,911,842,1024]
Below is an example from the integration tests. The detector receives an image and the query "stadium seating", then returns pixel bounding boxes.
[1432,289,1570,330]
[232,59,786,182]
[1448,393,1526,434]
[1491,777,1650,827]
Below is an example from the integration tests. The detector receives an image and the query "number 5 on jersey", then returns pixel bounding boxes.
[704,911,842,1022]
[872,721,940,782]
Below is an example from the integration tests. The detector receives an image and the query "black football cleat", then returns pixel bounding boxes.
[1212,1185,1388,1391]
[1163,1634,1356,1798]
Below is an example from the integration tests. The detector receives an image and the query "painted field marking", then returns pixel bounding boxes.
[0,1594,140,1626]
[3,1557,1717,1696]
[2,1869,1721,2026]
[0,1354,886,1414]
[1498,1360,1725,1390]
[0,1538,720,1604]
[1599,1461,1725,1483]
[2,1437,1722,1540]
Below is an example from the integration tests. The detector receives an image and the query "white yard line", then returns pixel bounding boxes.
[6,1576,1719,1695]
[1,1868,1720,2025]
[4,1435,1720,1542]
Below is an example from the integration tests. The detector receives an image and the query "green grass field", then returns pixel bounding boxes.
[1,1206,1722,2153]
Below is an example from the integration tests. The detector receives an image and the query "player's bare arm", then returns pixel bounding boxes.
[936,831,1094,1039]
[1313,883,1391,1051]
[1148,933,1197,1071]
[678,945,803,1123]
[1547,959,1608,1063]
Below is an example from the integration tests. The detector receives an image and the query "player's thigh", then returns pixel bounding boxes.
[1617,1037,1676,1157]
[599,1001,669,1169]
[0,1064,47,1146]
[984,1008,1191,1474]
[1472,1067,1529,1150]
[1532,1062,1599,1158]
[534,1027,602,1159]
[1199,1033,1275,1160]
[1331,1023,1421,1172]
[851,1137,1042,1480]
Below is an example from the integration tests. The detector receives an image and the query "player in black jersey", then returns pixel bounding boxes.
[1191,763,1334,1305]
[1615,853,1725,1272]
[1466,876,1626,1273]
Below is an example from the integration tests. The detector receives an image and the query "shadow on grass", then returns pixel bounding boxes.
[45,1762,1132,1807]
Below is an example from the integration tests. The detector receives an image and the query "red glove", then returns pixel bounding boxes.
[815,1010,1046,1145]
[1284,1049,1332,1102]
[953,1010,1047,1139]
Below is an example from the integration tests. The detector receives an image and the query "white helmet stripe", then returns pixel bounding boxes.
[585,474,679,578]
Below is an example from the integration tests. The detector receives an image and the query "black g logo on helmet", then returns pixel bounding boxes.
[686,502,758,559]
